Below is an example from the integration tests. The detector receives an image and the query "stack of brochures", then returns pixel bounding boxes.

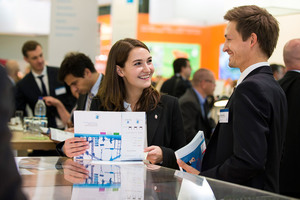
[175,130,206,172]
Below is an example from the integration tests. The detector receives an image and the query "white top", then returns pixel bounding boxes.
[236,62,269,87]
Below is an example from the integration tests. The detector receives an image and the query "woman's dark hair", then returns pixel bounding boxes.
[97,38,160,111]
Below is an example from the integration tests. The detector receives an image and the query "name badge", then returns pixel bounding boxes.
[219,108,229,123]
[55,86,66,96]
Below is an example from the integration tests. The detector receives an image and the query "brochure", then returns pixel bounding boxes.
[74,111,146,161]
[175,130,206,172]
[50,128,74,142]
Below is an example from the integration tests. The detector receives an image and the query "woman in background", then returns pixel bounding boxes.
[60,38,186,169]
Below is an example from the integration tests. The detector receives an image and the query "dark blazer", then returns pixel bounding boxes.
[160,75,191,98]
[15,66,76,128]
[278,71,300,198]
[0,66,26,200]
[76,94,88,110]
[179,88,215,144]
[201,66,287,193]
[90,94,186,169]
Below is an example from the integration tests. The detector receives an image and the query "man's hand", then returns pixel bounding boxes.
[43,96,60,107]
[177,159,200,175]
[63,137,89,158]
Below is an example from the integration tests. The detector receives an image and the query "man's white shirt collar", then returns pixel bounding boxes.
[90,73,102,96]
[290,70,300,73]
[236,62,269,87]
[32,66,47,78]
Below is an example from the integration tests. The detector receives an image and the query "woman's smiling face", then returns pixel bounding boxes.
[117,47,154,93]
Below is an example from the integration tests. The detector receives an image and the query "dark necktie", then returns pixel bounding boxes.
[37,75,47,96]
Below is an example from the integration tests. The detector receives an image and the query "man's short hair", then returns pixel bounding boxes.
[270,64,284,74]
[58,52,96,82]
[224,5,279,58]
[173,58,189,74]
[22,40,41,57]
[192,68,211,86]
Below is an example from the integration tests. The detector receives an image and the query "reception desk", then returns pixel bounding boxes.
[17,157,293,200]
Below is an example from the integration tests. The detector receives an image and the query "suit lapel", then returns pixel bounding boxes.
[146,104,163,145]
[77,94,88,110]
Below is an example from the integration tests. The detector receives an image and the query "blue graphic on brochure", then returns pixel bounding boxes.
[175,131,206,172]
[74,111,146,161]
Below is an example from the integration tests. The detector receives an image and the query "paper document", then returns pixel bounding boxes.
[175,170,215,200]
[74,111,146,161]
[175,131,206,172]
[50,128,74,142]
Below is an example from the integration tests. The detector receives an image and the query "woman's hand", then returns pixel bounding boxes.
[177,159,200,175]
[63,137,89,158]
[144,145,163,164]
[63,159,89,184]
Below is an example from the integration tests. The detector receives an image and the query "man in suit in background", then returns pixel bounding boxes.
[179,68,216,144]
[58,52,103,127]
[278,38,300,198]
[270,63,285,81]
[160,58,191,98]
[178,5,287,193]
[0,65,26,200]
[15,40,76,129]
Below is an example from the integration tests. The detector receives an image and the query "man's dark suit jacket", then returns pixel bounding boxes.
[278,71,300,198]
[160,75,191,98]
[57,94,186,169]
[15,66,76,128]
[201,66,287,193]
[179,88,215,144]
[0,66,26,200]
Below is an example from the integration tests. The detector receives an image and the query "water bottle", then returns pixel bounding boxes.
[34,96,46,117]
[34,96,47,129]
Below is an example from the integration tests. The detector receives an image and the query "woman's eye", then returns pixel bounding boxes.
[134,62,141,66]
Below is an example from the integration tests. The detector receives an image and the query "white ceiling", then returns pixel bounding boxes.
[149,0,300,26]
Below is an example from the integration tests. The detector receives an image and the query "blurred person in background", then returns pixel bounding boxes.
[270,63,285,80]
[179,68,216,144]
[278,38,300,198]
[160,58,192,98]
[5,59,21,85]
[15,40,76,129]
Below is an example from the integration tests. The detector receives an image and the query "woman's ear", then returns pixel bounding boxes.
[116,65,124,77]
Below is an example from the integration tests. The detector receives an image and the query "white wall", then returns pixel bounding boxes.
[269,14,300,65]
[0,35,48,72]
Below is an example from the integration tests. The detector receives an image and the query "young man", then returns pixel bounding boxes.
[178,5,287,193]
[56,52,103,155]
[160,58,192,98]
[15,40,76,129]
[58,52,103,113]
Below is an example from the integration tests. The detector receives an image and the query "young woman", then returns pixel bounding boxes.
[59,38,186,169]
